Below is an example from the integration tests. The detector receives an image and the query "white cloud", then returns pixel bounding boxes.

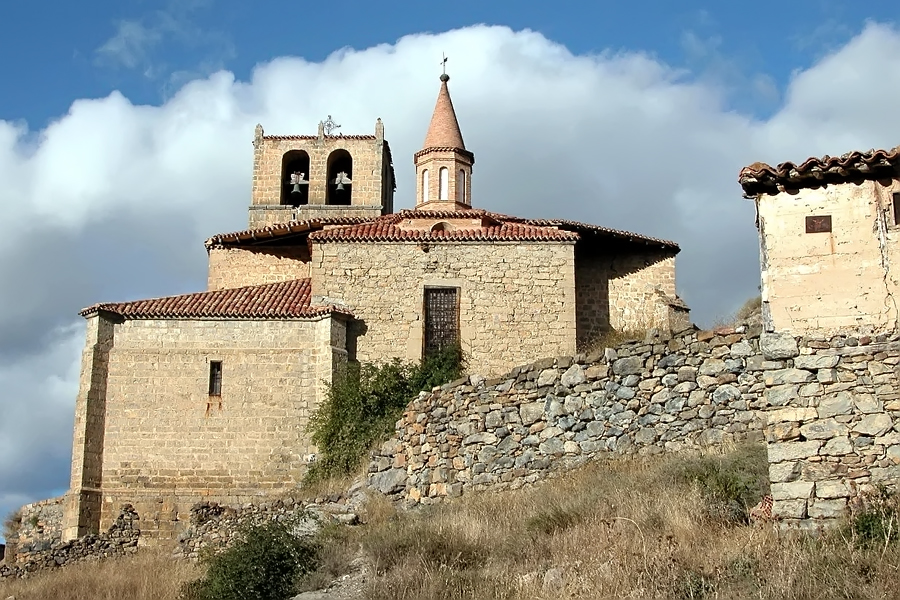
[3,22,900,521]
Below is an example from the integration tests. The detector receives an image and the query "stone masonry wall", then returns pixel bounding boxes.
[247,205,387,229]
[312,241,577,377]
[64,315,346,543]
[4,497,64,565]
[757,179,900,334]
[762,331,900,526]
[368,326,900,527]
[368,325,767,505]
[1,506,139,579]
[251,132,389,210]
[207,246,310,291]
[575,249,678,346]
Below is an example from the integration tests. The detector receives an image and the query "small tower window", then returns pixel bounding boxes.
[422,169,430,204]
[457,169,466,203]
[892,193,900,226]
[326,149,353,206]
[439,167,449,201]
[280,150,310,207]
[208,361,222,396]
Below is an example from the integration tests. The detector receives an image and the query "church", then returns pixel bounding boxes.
[62,73,686,541]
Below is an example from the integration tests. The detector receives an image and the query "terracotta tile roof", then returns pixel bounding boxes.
[739,146,900,196]
[309,220,579,242]
[205,217,372,248]
[206,209,677,249]
[262,134,377,140]
[79,279,352,320]
[521,218,679,250]
[421,77,466,152]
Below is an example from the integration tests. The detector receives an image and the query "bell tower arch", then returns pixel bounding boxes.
[247,119,396,228]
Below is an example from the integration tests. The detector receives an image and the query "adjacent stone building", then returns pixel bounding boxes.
[739,146,900,335]
[62,73,685,542]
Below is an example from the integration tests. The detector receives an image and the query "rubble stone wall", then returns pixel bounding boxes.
[368,326,900,526]
[4,497,64,565]
[0,506,139,579]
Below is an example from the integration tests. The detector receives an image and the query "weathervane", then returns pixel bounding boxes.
[322,115,341,135]
[440,53,448,75]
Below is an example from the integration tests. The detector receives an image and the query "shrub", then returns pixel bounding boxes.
[306,344,464,481]
[3,508,22,544]
[666,443,769,522]
[849,486,900,548]
[180,519,318,600]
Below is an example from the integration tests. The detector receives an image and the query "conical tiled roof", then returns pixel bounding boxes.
[422,75,465,150]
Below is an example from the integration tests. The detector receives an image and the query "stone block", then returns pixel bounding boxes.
[772,481,814,501]
[766,385,799,407]
[772,499,807,519]
[768,440,822,462]
[560,364,586,388]
[612,357,643,376]
[853,414,893,437]
[519,402,544,426]
[765,369,815,386]
[799,419,849,440]
[807,499,847,519]
[768,407,817,423]
[854,394,883,414]
[793,355,840,370]
[760,332,799,360]
[817,392,854,418]
[815,481,851,499]
[769,461,801,483]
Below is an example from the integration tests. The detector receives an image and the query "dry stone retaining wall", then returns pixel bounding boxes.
[368,326,900,527]
[368,325,769,505]
[0,506,139,579]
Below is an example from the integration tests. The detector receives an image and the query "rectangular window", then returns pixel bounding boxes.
[423,287,459,358]
[893,193,900,226]
[805,215,832,233]
[208,361,222,396]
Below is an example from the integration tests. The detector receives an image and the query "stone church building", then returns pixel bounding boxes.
[63,74,685,541]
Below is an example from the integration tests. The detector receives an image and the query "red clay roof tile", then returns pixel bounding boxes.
[309,220,579,242]
[739,146,900,196]
[80,279,351,320]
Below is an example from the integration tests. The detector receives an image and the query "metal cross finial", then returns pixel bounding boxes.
[440,53,448,75]
[322,115,341,135]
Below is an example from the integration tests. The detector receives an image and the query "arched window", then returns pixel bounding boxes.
[439,167,449,201]
[326,149,353,206]
[431,221,451,233]
[422,169,430,204]
[280,150,310,206]
[457,169,466,204]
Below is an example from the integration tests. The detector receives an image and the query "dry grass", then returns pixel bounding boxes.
[7,444,900,599]
[712,295,763,330]
[0,550,201,600]
[309,443,900,600]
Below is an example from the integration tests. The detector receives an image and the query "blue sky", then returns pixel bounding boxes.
[3,0,897,127]
[4,1,900,542]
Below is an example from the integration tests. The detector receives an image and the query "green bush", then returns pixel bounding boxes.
[180,519,318,600]
[306,344,464,481]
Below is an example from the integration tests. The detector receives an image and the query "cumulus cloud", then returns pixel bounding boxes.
[3,22,900,534]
